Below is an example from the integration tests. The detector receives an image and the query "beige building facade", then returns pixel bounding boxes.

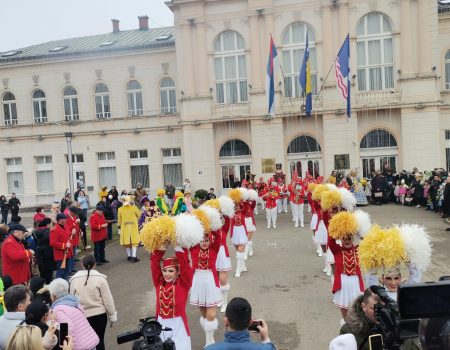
[1,0,450,206]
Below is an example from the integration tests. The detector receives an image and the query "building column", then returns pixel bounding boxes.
[195,21,210,96]
[400,0,414,74]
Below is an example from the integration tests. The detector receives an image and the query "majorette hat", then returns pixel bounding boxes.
[162,256,179,269]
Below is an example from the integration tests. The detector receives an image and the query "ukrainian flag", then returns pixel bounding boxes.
[299,31,312,116]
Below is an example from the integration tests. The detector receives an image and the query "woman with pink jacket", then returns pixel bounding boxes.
[48,278,99,350]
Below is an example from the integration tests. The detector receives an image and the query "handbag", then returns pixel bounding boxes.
[374,192,383,198]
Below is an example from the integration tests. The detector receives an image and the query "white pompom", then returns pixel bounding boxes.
[218,196,235,218]
[398,224,432,272]
[353,209,372,238]
[338,188,357,211]
[174,214,205,248]
[248,189,258,201]
[199,205,223,231]
[326,183,338,191]
[239,187,250,201]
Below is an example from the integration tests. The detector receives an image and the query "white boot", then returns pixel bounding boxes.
[317,244,323,257]
[326,263,332,277]
[248,241,253,257]
[204,319,218,347]
[323,255,328,273]
[294,219,299,228]
[244,244,249,260]
[273,216,277,229]
[266,218,271,229]
[241,250,248,272]
[219,284,230,313]
[235,252,244,278]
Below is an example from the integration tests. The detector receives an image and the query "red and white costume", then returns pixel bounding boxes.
[189,231,222,307]
[256,179,267,214]
[289,180,305,228]
[328,236,364,309]
[263,187,279,229]
[215,217,231,272]
[243,198,256,259]
[151,247,193,350]
[230,205,248,246]
[309,194,318,231]
[314,205,328,246]
[276,181,288,213]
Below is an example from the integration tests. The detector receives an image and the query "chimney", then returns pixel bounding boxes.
[112,19,120,33]
[138,15,149,30]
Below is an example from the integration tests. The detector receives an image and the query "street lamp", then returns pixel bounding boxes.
[64,132,74,197]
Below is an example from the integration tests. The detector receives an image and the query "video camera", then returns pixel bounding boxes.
[117,316,176,350]
[369,278,450,350]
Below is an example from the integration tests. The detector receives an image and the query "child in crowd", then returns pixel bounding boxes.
[399,179,408,205]
[423,181,431,210]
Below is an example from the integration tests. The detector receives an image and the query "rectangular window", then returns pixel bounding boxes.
[162,148,181,158]
[97,152,115,161]
[6,157,22,166]
[98,167,117,188]
[446,62,450,90]
[3,102,18,125]
[35,156,52,165]
[36,170,54,192]
[446,130,450,140]
[7,171,24,194]
[163,163,182,187]
[131,165,149,188]
[129,150,148,159]
[65,154,84,163]
[334,154,350,170]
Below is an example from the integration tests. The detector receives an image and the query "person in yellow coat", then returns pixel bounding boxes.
[118,196,141,262]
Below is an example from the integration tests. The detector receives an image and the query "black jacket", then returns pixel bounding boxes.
[0,199,9,212]
[8,197,20,211]
[34,227,56,270]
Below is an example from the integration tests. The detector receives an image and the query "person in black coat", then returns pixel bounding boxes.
[108,186,119,202]
[442,178,450,218]
[34,218,56,284]
[0,195,10,224]
[8,193,20,217]
[97,196,114,240]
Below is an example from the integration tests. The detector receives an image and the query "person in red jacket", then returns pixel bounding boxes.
[90,205,108,265]
[1,224,34,285]
[64,206,81,273]
[262,180,279,229]
[151,244,193,350]
[276,178,288,214]
[33,207,46,228]
[256,177,267,215]
[289,176,306,228]
[50,213,72,280]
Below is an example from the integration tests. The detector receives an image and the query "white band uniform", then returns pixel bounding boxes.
[157,316,191,350]
[215,246,231,272]
[244,217,256,232]
[189,270,222,307]
[231,225,248,245]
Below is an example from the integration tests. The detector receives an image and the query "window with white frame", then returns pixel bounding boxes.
[282,23,318,98]
[32,89,47,123]
[445,51,450,90]
[127,80,143,116]
[5,157,24,194]
[214,30,248,104]
[356,12,394,91]
[160,78,177,114]
[2,92,18,126]
[35,155,54,192]
[63,86,79,121]
[162,148,182,187]
[97,152,116,188]
[94,83,111,119]
[65,154,84,163]
[129,150,149,188]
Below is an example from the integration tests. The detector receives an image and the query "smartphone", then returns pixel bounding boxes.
[248,320,262,333]
[368,334,383,350]
[59,322,68,346]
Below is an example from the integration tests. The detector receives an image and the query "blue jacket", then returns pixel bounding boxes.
[205,331,276,350]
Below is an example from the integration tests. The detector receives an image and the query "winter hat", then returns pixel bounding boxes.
[37,218,51,228]
[329,334,357,350]
[29,276,46,295]
[25,301,49,325]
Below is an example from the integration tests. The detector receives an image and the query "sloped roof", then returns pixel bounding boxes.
[0,26,175,64]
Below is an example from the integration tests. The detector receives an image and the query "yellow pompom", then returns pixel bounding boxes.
[140,215,176,252]
[228,188,242,203]
[307,183,317,192]
[360,178,367,187]
[157,189,166,197]
[358,225,407,272]
[311,184,328,201]
[328,212,358,240]
[204,199,221,210]
[321,190,342,211]
[192,209,211,233]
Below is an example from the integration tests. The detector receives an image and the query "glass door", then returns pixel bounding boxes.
[362,157,397,179]
[289,159,321,179]
[362,158,376,179]
[221,164,251,189]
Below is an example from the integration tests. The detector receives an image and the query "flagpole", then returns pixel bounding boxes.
[313,60,336,105]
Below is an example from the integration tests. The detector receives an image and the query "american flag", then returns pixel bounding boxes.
[335,34,351,117]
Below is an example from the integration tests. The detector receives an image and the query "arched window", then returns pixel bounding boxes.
[287,135,321,154]
[160,78,177,114]
[360,129,397,148]
[94,83,111,119]
[219,139,251,157]
[32,89,47,123]
[213,30,248,104]
[445,50,450,90]
[63,87,79,121]
[356,13,394,91]
[282,22,317,97]
[127,80,143,116]
[2,92,17,125]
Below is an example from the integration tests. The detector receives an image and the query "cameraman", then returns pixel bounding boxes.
[205,297,275,349]
[340,288,378,350]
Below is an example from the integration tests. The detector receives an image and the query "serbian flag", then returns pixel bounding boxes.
[335,34,351,118]
[266,35,278,117]
[299,31,312,116]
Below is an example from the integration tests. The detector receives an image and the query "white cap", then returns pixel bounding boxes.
[329,334,357,350]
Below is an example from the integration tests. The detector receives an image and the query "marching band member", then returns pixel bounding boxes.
[307,182,321,256]
[276,178,288,214]
[256,177,267,215]
[151,244,193,350]
[289,176,305,228]
[244,189,258,258]
[263,180,279,229]
[228,189,248,278]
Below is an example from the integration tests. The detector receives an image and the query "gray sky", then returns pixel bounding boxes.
[0,0,174,52]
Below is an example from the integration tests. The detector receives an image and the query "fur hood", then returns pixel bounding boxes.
[345,295,375,335]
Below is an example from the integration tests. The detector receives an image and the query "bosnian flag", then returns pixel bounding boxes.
[335,34,351,118]
[266,35,278,117]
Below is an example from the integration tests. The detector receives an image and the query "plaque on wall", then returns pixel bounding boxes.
[261,158,276,173]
